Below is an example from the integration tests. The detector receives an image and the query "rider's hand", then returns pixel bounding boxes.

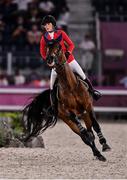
[65,51,71,59]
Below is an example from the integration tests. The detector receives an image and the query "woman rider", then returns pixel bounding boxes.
[40,15,102,116]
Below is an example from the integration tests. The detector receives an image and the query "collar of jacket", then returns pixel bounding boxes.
[44,30,62,45]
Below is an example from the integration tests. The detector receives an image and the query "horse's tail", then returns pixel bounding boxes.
[22,89,57,141]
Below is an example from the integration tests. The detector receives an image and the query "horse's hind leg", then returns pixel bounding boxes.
[89,110,111,152]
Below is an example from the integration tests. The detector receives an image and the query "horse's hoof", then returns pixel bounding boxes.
[96,154,107,162]
[102,143,111,152]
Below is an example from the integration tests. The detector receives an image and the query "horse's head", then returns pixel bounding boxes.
[46,36,66,68]
[46,42,61,66]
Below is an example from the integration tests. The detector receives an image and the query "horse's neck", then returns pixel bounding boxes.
[65,64,77,87]
[57,63,77,90]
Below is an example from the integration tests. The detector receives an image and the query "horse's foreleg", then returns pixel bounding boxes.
[89,110,111,152]
[61,115,106,161]
[80,128,106,161]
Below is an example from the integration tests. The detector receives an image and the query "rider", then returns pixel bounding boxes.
[40,15,102,116]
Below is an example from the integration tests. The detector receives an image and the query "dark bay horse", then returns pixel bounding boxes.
[22,41,111,161]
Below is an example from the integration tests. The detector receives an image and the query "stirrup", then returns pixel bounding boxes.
[92,90,102,101]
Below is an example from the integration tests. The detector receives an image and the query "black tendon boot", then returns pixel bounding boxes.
[83,78,102,101]
[50,87,58,118]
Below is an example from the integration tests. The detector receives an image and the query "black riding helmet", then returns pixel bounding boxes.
[41,15,56,27]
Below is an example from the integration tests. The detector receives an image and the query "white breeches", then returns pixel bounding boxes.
[50,59,87,89]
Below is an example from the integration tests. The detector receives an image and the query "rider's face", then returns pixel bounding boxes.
[44,23,54,32]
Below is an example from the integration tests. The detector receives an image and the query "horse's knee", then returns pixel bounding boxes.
[80,130,93,146]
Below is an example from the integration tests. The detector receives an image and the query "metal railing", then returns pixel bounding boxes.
[0,50,43,74]
[0,88,127,113]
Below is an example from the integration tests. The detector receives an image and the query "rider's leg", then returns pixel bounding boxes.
[50,68,58,116]
[68,59,102,101]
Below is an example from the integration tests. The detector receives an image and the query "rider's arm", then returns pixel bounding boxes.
[40,36,47,60]
[61,30,75,53]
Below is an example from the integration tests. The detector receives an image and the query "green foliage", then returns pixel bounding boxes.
[0,112,24,146]
[8,112,24,135]
[0,128,6,147]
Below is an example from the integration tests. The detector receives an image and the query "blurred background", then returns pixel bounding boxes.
[0,0,127,118]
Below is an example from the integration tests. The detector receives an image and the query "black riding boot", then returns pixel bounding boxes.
[50,88,58,118]
[83,78,102,101]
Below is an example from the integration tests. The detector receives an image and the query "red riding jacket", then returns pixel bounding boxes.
[40,29,75,63]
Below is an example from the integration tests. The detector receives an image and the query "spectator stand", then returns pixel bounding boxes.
[92,0,127,87]
[0,0,69,82]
